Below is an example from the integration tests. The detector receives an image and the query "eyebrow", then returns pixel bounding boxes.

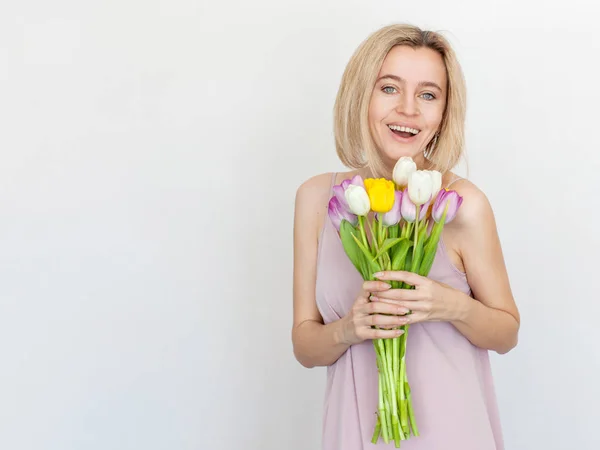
[376,74,443,92]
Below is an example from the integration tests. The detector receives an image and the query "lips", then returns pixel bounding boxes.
[387,125,419,141]
[387,124,421,134]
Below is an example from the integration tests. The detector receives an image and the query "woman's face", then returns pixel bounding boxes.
[368,45,447,167]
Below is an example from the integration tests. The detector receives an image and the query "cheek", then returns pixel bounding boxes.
[423,103,445,128]
[369,95,393,122]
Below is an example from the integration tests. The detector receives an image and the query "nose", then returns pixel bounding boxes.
[396,94,419,116]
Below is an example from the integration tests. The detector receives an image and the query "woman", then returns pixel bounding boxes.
[292,24,520,449]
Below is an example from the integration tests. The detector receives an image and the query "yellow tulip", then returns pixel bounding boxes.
[364,178,395,213]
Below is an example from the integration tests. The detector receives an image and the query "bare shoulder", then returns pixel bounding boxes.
[440,177,498,273]
[295,172,334,205]
[449,178,495,230]
[294,172,336,242]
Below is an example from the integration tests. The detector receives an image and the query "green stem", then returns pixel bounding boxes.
[385,339,398,426]
[393,336,400,394]
[358,215,369,251]
[407,391,419,437]
[378,339,394,442]
[384,396,393,443]
[413,205,420,261]
[379,222,388,269]
[379,371,390,443]
[383,337,405,444]
[371,416,381,444]
[375,341,390,443]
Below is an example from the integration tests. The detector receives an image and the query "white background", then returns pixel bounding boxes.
[1,1,599,449]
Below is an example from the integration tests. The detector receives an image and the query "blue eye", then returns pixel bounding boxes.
[421,93,435,101]
[382,86,397,94]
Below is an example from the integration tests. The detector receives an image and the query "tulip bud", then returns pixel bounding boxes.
[344,184,370,216]
[400,188,430,223]
[377,190,402,226]
[432,189,463,224]
[408,170,433,205]
[426,170,442,200]
[341,174,365,190]
[333,174,365,211]
[332,184,349,211]
[364,178,395,213]
[392,157,417,187]
[328,196,358,231]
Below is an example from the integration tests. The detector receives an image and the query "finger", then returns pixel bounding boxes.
[400,311,428,324]
[362,280,392,293]
[363,301,409,316]
[371,289,423,302]
[362,327,405,340]
[364,313,410,328]
[369,297,415,314]
[392,301,430,314]
[373,270,423,286]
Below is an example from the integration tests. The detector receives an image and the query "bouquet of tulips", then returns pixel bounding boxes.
[327,156,463,447]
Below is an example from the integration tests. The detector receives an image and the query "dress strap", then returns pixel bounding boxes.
[329,172,337,196]
[445,176,464,190]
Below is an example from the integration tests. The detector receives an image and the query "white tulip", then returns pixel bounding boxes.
[408,170,433,206]
[425,170,442,200]
[392,157,417,187]
[344,185,371,216]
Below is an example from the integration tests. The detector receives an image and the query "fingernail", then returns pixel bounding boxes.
[370,295,378,301]
[398,307,409,314]
[396,329,404,335]
[373,272,383,278]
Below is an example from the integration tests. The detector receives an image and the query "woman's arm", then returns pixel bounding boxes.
[291,174,351,368]
[449,181,520,354]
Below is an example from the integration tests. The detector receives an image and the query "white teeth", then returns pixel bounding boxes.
[388,125,420,135]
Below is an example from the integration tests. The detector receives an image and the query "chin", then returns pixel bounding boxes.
[380,145,423,163]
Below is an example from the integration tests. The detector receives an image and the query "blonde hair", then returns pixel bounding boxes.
[333,24,467,178]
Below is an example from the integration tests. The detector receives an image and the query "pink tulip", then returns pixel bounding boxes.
[343,174,365,189]
[332,175,365,211]
[400,188,430,223]
[328,196,358,231]
[432,190,463,224]
[377,190,402,226]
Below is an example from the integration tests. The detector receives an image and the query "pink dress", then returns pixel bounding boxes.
[315,173,504,450]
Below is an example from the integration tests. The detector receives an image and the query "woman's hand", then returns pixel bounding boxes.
[338,280,410,345]
[370,271,464,324]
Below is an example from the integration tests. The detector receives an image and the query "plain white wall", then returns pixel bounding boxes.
[1,1,599,449]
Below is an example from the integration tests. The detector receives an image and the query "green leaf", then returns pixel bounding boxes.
[349,230,373,260]
[410,227,427,274]
[339,220,382,280]
[350,232,381,279]
[387,224,400,261]
[339,220,367,278]
[405,250,413,272]
[391,239,413,272]
[419,219,446,277]
[387,224,399,240]
[372,237,407,261]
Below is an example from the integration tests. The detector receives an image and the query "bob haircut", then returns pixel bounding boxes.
[333,24,467,178]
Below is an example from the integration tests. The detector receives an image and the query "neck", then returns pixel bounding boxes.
[358,154,432,179]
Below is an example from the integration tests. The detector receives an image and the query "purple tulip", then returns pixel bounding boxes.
[400,188,430,223]
[377,190,402,226]
[328,196,358,231]
[432,189,463,224]
[333,175,365,212]
[342,174,365,189]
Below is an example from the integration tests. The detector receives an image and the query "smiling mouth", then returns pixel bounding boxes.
[388,124,420,138]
